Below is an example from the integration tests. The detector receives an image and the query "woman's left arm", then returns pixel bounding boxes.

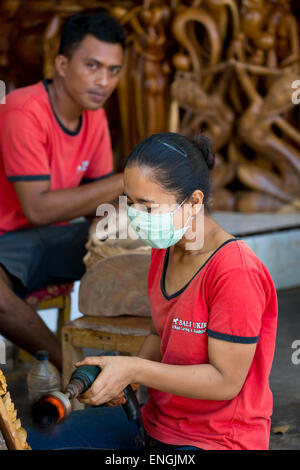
[76,339,256,406]
[135,338,257,400]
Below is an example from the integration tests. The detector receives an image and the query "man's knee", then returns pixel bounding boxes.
[0,266,14,289]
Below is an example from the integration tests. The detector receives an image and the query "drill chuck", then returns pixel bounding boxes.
[31,364,146,445]
[67,365,101,396]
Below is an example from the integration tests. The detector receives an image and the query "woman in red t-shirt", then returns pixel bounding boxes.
[28,132,278,451]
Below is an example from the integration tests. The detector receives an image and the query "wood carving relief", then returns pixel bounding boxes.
[170,0,300,212]
[0,369,31,450]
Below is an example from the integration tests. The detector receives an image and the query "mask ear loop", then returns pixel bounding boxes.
[173,196,193,230]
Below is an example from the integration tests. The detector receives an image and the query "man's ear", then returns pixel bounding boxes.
[54,54,69,78]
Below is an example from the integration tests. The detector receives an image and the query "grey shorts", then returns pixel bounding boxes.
[0,221,90,298]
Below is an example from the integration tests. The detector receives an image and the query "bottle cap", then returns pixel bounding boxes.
[35,350,49,361]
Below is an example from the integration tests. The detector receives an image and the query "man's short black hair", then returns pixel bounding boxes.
[58,11,126,57]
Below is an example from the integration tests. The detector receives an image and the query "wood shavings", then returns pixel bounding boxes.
[271,424,290,435]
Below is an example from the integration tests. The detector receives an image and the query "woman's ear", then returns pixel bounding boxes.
[191,190,204,217]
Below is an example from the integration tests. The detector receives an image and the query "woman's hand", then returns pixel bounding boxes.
[74,355,141,406]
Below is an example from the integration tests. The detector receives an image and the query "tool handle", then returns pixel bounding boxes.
[122,385,147,447]
[70,365,143,426]
[122,385,140,421]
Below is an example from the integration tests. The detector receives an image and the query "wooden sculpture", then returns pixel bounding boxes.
[43,3,85,79]
[235,62,300,190]
[0,0,21,91]
[0,369,31,450]
[170,2,239,210]
[171,68,235,152]
[264,0,299,68]
[170,0,300,212]
[114,1,173,155]
[7,1,55,89]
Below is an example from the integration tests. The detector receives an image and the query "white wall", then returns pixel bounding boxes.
[37,280,83,333]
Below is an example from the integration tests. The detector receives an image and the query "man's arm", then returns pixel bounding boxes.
[13,173,123,226]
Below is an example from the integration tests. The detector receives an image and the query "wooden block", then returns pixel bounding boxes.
[79,254,151,317]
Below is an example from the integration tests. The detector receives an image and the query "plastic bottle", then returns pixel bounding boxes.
[27,351,61,404]
[0,430,7,450]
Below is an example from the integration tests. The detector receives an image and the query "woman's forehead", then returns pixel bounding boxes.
[124,166,175,203]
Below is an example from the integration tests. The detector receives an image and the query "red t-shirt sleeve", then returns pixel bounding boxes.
[1,110,50,181]
[81,110,114,182]
[207,268,269,343]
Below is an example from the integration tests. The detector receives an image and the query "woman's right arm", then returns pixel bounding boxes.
[137,320,162,362]
[105,320,161,406]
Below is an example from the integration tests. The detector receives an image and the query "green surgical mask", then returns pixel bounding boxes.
[127,198,192,249]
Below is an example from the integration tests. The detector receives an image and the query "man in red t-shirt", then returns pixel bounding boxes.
[0,12,126,370]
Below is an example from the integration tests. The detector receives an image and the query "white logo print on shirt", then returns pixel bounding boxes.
[77,161,90,173]
[172,317,207,334]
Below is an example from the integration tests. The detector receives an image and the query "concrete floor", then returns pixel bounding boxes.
[0,287,299,450]
[268,287,300,450]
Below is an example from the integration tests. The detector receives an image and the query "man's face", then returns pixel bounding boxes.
[58,34,124,110]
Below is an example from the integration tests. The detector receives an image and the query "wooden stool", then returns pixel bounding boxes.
[14,283,73,366]
[62,315,152,407]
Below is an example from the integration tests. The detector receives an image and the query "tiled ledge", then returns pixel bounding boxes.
[212,211,300,290]
[211,211,300,237]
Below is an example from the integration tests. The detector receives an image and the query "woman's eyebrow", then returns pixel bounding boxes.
[123,192,155,203]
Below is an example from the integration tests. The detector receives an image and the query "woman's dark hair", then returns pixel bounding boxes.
[124,132,215,211]
[58,12,126,58]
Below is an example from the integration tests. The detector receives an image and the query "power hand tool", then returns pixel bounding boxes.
[31,364,146,446]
